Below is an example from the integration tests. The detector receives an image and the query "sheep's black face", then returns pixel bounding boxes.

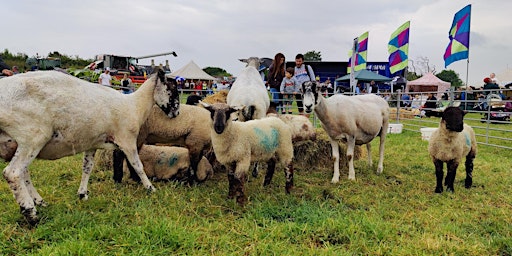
[442,106,465,132]
[204,103,237,135]
[301,81,318,113]
[154,73,180,118]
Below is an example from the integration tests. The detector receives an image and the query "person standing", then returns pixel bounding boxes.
[267,53,286,113]
[369,80,379,94]
[280,67,300,114]
[98,67,112,87]
[294,53,316,115]
[0,56,14,76]
[120,73,134,94]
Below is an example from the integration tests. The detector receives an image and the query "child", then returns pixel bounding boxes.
[280,67,300,114]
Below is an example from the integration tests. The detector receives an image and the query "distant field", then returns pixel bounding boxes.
[1,128,511,255]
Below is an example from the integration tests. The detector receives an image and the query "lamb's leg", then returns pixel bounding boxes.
[284,162,294,193]
[263,158,276,187]
[252,163,259,178]
[445,159,458,193]
[227,163,236,199]
[78,150,96,200]
[434,159,444,193]
[187,151,202,184]
[346,137,356,181]
[464,152,475,189]
[112,149,126,183]
[376,130,386,175]
[3,147,40,225]
[234,160,249,206]
[366,143,372,167]
[330,138,341,183]
[22,166,47,207]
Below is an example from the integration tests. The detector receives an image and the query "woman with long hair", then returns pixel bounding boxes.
[267,53,286,113]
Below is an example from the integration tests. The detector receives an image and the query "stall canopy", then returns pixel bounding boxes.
[167,60,215,80]
[406,72,450,97]
[335,69,392,82]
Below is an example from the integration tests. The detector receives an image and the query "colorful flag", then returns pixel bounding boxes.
[444,4,471,67]
[388,21,410,74]
[347,31,368,73]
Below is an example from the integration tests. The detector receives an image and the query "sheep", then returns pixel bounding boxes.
[0,69,180,225]
[201,102,294,206]
[266,113,317,142]
[301,81,389,183]
[428,106,477,193]
[113,104,212,184]
[226,57,270,121]
[129,145,213,182]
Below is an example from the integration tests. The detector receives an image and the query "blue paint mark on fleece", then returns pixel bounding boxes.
[464,132,471,147]
[253,127,280,152]
[156,153,179,167]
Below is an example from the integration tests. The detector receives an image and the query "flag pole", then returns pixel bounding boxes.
[350,37,358,94]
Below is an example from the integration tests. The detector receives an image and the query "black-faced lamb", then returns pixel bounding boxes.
[201,102,294,206]
[301,81,389,183]
[112,104,212,184]
[0,69,180,225]
[226,57,270,121]
[428,106,477,193]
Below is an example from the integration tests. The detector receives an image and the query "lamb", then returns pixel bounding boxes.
[0,69,180,225]
[201,102,294,206]
[113,104,212,184]
[226,57,270,121]
[266,113,317,142]
[301,81,389,183]
[130,145,213,182]
[428,106,477,193]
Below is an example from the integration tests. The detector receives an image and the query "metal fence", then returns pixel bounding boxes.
[178,87,512,150]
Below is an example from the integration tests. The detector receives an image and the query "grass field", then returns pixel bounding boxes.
[1,129,511,255]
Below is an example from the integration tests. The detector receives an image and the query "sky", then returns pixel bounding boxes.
[3,0,511,86]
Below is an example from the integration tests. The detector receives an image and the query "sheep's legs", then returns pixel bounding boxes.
[22,166,46,207]
[376,130,386,174]
[122,148,156,193]
[227,162,248,206]
[284,162,294,193]
[112,149,126,183]
[445,160,458,193]
[346,137,356,181]
[263,159,276,187]
[465,152,475,189]
[3,146,40,225]
[227,163,236,199]
[330,139,341,183]
[434,159,444,193]
[78,150,96,200]
[366,143,372,167]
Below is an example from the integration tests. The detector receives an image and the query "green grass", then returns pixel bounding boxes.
[1,131,511,255]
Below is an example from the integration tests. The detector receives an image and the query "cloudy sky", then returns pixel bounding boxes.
[3,0,511,85]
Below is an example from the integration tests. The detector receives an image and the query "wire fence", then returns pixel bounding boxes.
[177,87,512,150]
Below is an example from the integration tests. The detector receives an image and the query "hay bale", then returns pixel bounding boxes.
[293,128,365,171]
[202,90,228,105]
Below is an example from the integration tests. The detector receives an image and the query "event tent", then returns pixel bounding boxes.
[335,69,392,82]
[167,60,215,81]
[406,72,450,97]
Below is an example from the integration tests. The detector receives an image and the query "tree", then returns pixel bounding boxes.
[436,70,464,88]
[203,67,231,78]
[304,51,322,61]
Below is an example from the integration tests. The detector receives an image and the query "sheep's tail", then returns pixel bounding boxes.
[243,105,257,121]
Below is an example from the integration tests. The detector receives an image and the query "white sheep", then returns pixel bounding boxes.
[112,104,212,184]
[266,113,317,142]
[0,69,180,225]
[428,106,477,193]
[226,57,270,121]
[129,145,213,182]
[201,102,294,206]
[301,81,389,183]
